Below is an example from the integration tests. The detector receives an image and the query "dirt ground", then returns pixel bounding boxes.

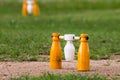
[0,55,120,80]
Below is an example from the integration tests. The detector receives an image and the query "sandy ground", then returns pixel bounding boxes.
[0,57,120,80]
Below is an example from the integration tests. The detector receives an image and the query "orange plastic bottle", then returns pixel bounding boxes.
[33,0,40,16]
[22,0,28,16]
[77,34,90,71]
[50,33,62,69]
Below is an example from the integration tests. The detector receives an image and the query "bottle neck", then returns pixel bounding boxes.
[66,40,73,44]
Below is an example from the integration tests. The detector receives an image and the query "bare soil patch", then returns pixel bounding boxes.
[0,55,120,80]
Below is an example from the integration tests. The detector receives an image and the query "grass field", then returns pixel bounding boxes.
[0,0,120,80]
[11,73,107,80]
[0,0,120,61]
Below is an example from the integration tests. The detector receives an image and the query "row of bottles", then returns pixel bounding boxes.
[22,0,40,16]
[50,33,90,71]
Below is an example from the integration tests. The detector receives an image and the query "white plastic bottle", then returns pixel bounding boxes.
[64,34,75,61]
[27,0,33,14]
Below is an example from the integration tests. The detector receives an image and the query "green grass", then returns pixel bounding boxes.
[10,73,107,80]
[0,0,120,61]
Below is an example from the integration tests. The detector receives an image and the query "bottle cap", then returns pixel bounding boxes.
[80,34,88,38]
[80,34,89,40]
[52,33,60,37]
[64,34,75,40]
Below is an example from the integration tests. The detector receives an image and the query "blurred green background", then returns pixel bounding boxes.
[0,0,120,61]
